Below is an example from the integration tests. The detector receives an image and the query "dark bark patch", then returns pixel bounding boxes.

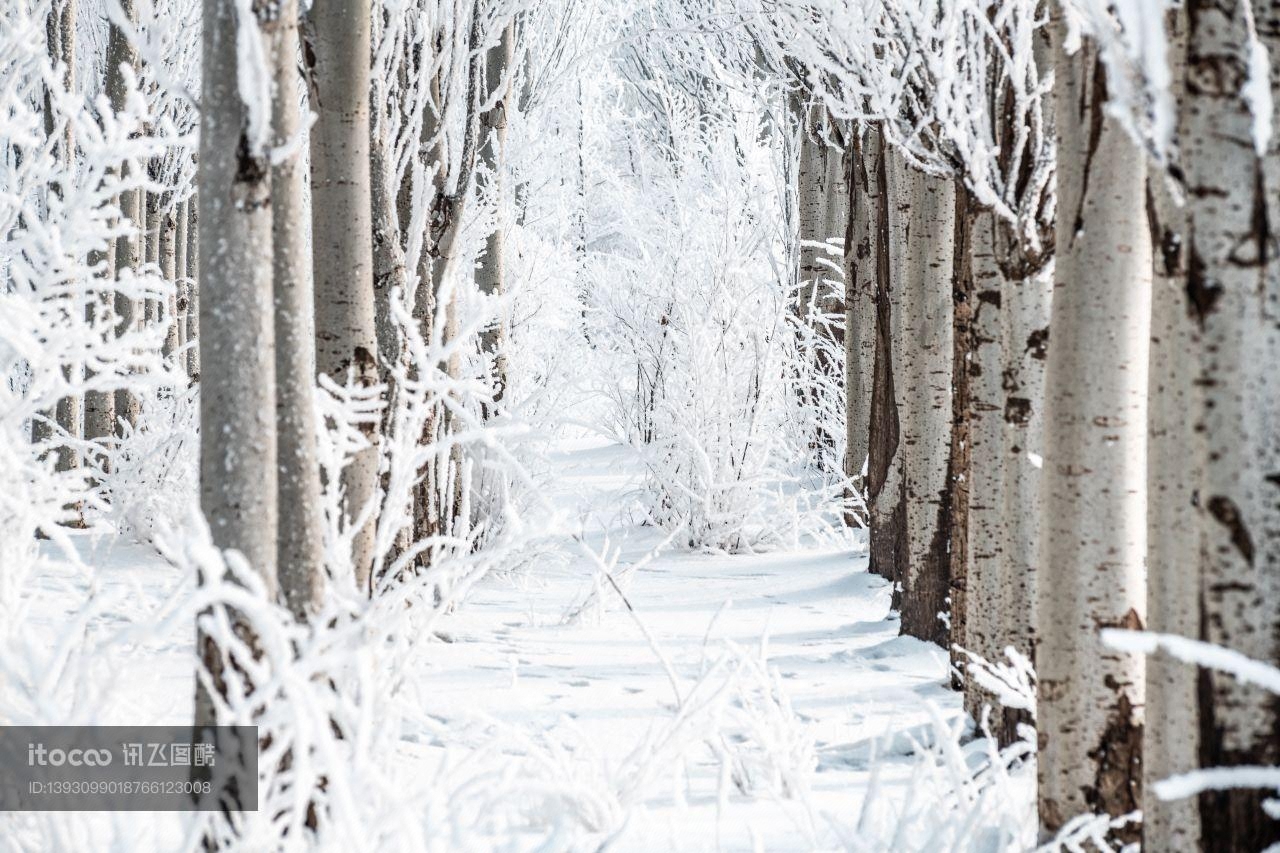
[1026,327,1049,360]
[1206,495,1255,565]
[1083,691,1143,844]
[1004,396,1032,426]
[1186,248,1223,327]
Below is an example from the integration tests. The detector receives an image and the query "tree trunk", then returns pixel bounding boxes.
[794,101,848,459]
[144,188,160,323]
[844,128,881,521]
[195,0,278,731]
[476,20,514,407]
[185,197,199,377]
[176,196,188,356]
[887,154,955,648]
[411,7,484,568]
[106,2,140,436]
[867,132,905,589]
[273,0,325,620]
[1139,10,1201,849]
[1189,0,1280,847]
[40,0,81,477]
[304,0,380,594]
[948,192,978,686]
[160,202,178,359]
[1036,19,1151,838]
[960,208,1005,711]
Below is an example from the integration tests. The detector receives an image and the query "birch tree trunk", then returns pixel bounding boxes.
[144,189,160,323]
[1036,19,1151,837]
[304,0,380,594]
[794,101,849,458]
[947,192,977,685]
[1188,0,1280,846]
[867,133,905,588]
[844,128,881,521]
[273,0,324,619]
[175,196,188,355]
[993,257,1050,750]
[1138,10,1201,849]
[40,0,81,477]
[887,155,955,647]
[195,0,278,729]
[476,20,514,406]
[958,206,1012,716]
[160,203,178,359]
[106,1,140,436]
[412,8,484,567]
[185,197,199,377]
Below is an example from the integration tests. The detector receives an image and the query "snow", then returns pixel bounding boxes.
[24,438,987,850]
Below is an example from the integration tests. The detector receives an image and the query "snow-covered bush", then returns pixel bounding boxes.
[506,19,856,552]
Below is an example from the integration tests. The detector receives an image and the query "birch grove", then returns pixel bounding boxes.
[6,0,1280,847]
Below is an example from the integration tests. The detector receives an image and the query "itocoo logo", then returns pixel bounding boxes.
[28,744,113,767]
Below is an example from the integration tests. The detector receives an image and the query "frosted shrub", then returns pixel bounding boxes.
[97,380,198,543]
[575,71,852,551]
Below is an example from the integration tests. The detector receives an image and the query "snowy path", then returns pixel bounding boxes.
[418,440,961,849]
[29,440,964,850]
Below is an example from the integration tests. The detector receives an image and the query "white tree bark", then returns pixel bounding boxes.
[273,0,324,619]
[106,2,140,435]
[1036,19,1151,836]
[962,208,1004,710]
[476,20,515,406]
[195,0,278,729]
[185,197,199,377]
[1187,0,1280,846]
[996,258,1050,725]
[175,196,188,355]
[160,202,178,359]
[304,0,380,593]
[144,189,160,323]
[887,153,955,646]
[1139,10,1200,849]
[794,101,849,458]
[39,0,81,477]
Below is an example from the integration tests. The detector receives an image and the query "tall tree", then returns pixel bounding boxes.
[794,97,849,456]
[1185,0,1280,846]
[273,0,325,619]
[866,131,906,591]
[194,0,279,732]
[887,154,955,647]
[843,127,881,521]
[1139,9,1201,849]
[35,0,81,478]
[304,0,380,593]
[1036,17,1151,837]
[477,17,515,406]
[105,0,141,436]
[160,201,179,359]
[960,207,1003,707]
[185,197,199,377]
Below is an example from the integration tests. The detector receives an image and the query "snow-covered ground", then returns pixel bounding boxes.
[26,439,1001,851]
[416,439,960,849]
